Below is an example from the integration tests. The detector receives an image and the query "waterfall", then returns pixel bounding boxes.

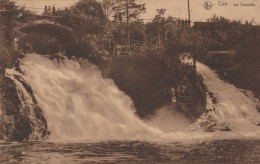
[9,54,163,141]
[195,62,260,131]
[4,54,260,142]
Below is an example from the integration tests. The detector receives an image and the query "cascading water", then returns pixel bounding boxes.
[195,62,260,132]
[4,54,260,142]
[6,54,163,141]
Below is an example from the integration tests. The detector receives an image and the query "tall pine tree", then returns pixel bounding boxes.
[102,0,145,22]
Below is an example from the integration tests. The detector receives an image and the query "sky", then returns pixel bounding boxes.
[13,0,260,24]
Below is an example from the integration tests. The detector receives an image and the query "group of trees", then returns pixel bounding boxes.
[195,15,256,51]
[2,0,258,63]
[2,0,258,68]
[8,0,202,62]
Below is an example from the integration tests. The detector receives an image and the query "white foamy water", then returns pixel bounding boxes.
[5,54,260,142]
[14,54,164,141]
[196,62,260,131]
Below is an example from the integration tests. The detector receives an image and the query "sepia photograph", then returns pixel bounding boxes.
[0,0,260,163]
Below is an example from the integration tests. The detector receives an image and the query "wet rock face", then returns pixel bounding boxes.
[106,56,173,118]
[0,74,18,140]
[12,116,32,141]
[0,70,48,141]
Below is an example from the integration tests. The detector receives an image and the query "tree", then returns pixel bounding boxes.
[129,21,145,42]
[58,0,108,36]
[102,0,117,16]
[145,15,166,46]
[0,0,18,46]
[203,15,245,50]
[105,0,146,21]
[145,16,179,48]
[167,27,208,66]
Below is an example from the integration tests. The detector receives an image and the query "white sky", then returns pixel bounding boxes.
[14,0,260,24]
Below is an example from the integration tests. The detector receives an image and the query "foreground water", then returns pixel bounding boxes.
[1,140,260,163]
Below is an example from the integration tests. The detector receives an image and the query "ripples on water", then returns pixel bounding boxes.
[1,140,260,163]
